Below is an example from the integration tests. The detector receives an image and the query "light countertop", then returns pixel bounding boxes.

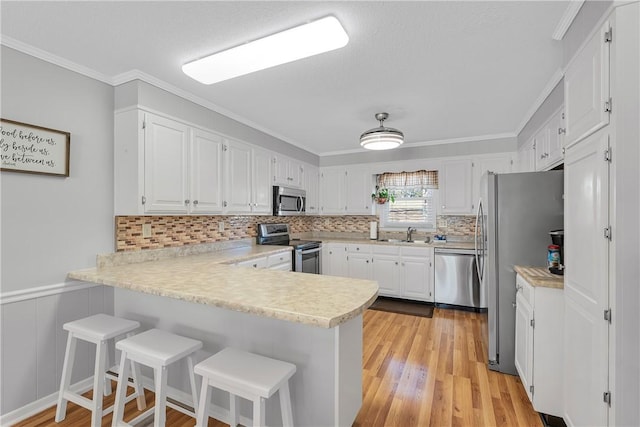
[68,243,378,329]
[315,237,475,250]
[515,265,564,289]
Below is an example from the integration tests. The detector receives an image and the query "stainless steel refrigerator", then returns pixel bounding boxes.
[475,171,564,375]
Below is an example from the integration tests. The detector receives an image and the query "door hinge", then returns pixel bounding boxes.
[603,391,612,406]
[530,385,534,395]
[141,195,146,205]
[604,27,613,43]
[604,98,612,113]
[604,308,612,323]
[223,144,228,152]
[142,120,146,129]
[604,147,612,162]
[604,226,612,241]
[530,318,535,328]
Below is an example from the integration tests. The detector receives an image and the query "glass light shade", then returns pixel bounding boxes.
[182,16,349,85]
[360,128,404,150]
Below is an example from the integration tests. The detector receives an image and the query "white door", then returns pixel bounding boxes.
[347,252,372,280]
[144,113,189,213]
[252,148,272,214]
[517,138,537,172]
[224,139,252,213]
[534,125,551,171]
[272,155,289,186]
[324,244,347,277]
[372,254,400,297]
[319,168,346,214]
[564,21,611,146]
[546,109,565,167]
[305,165,320,214]
[190,128,223,214]
[515,290,534,402]
[440,159,473,214]
[345,166,372,214]
[401,255,430,301]
[563,130,609,427]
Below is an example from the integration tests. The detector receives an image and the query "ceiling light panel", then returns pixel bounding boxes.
[182,16,349,85]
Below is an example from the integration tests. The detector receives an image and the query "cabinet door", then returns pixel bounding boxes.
[534,126,551,171]
[546,109,565,168]
[319,168,346,214]
[517,138,536,172]
[224,140,252,213]
[440,159,473,214]
[144,113,190,213]
[252,148,272,214]
[564,21,610,146]
[305,164,320,214]
[472,154,512,208]
[347,252,372,280]
[273,155,289,186]
[324,244,347,277]
[372,254,401,297]
[401,255,431,301]
[563,130,609,427]
[289,159,303,188]
[345,166,372,214]
[515,290,534,402]
[190,128,223,214]
[236,257,267,269]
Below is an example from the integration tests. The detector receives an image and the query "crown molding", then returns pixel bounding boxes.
[0,35,113,84]
[320,132,516,157]
[514,68,564,136]
[552,1,586,41]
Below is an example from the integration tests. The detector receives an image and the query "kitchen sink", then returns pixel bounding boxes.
[378,239,430,244]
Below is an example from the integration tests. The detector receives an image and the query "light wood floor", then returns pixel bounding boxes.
[13,307,541,427]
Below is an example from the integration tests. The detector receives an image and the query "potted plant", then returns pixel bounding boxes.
[372,187,395,204]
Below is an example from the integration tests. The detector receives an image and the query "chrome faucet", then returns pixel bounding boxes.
[407,227,417,242]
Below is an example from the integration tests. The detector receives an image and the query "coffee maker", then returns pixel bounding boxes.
[549,229,564,275]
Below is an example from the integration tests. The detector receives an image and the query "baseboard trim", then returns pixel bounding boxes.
[0,377,94,426]
[0,280,101,305]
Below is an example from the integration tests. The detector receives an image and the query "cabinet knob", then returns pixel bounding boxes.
[185,199,190,205]
[395,261,398,265]
[193,200,199,205]
[223,201,228,207]
[366,260,369,263]
[253,264,257,268]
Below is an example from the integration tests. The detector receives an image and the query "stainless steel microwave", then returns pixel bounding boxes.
[273,186,306,216]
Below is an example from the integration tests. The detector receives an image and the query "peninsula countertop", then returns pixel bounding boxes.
[515,265,564,289]
[68,243,378,329]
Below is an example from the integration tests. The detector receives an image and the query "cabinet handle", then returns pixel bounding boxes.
[193,200,199,205]
[253,264,257,268]
[185,199,190,205]
[395,261,398,265]
[356,247,360,251]
[223,201,228,207]
[366,260,369,263]
[558,128,566,135]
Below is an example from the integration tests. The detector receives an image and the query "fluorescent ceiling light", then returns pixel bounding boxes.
[182,16,349,85]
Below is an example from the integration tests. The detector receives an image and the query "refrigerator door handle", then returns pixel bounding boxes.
[475,199,484,282]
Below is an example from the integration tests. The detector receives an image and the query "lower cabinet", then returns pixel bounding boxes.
[322,243,348,277]
[514,274,564,417]
[235,251,292,271]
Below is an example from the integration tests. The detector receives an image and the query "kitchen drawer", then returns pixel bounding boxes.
[267,251,292,268]
[372,245,400,255]
[236,257,267,269]
[347,244,371,254]
[400,246,432,257]
[516,274,534,307]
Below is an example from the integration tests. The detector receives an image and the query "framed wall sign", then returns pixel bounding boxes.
[0,118,70,177]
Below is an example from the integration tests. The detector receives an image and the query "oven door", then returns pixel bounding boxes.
[295,247,321,274]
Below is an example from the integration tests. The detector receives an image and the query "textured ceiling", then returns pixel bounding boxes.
[1,1,568,156]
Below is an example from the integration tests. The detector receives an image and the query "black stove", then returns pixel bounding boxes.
[256,224,322,273]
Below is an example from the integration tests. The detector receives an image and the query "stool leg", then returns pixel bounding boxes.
[104,338,112,396]
[153,366,168,427]
[195,377,211,427]
[55,332,77,422]
[111,350,130,426]
[187,355,199,415]
[90,339,107,427]
[253,397,265,427]
[279,381,294,427]
[229,394,239,427]
[130,358,146,410]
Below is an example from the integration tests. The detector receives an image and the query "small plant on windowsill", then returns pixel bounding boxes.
[372,187,395,204]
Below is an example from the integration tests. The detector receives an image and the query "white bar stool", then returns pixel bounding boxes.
[194,348,296,427]
[112,328,202,427]
[55,313,145,427]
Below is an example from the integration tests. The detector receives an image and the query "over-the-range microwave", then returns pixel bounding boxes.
[273,186,306,216]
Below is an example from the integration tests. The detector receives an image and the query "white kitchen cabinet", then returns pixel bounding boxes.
[273,154,303,188]
[564,20,611,146]
[372,246,401,297]
[346,244,372,280]
[322,243,348,277]
[535,107,565,171]
[516,137,537,172]
[400,246,434,302]
[252,147,273,214]
[224,140,272,214]
[345,166,373,214]
[472,153,513,208]
[440,159,473,214]
[114,110,225,215]
[514,274,564,417]
[235,256,268,269]
[304,164,320,214]
[319,168,346,214]
[267,251,292,271]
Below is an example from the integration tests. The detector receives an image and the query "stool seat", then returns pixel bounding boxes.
[56,314,144,427]
[195,348,296,398]
[64,313,140,341]
[116,328,202,366]
[112,329,202,427]
[194,348,296,427]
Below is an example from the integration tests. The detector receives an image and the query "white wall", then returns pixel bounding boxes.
[0,46,115,416]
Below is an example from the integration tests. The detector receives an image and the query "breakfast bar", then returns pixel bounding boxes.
[68,243,378,427]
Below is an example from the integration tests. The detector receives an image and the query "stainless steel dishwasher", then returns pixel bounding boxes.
[434,248,484,309]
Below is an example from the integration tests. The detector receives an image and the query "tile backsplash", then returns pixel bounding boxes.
[115,214,476,251]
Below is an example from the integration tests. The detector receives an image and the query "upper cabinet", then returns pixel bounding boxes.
[440,159,473,214]
[564,20,611,147]
[517,137,537,172]
[304,164,320,214]
[224,139,272,215]
[472,153,513,208]
[319,166,373,215]
[535,107,565,171]
[273,154,303,188]
[190,128,224,214]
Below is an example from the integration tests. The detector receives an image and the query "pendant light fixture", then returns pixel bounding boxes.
[359,112,404,150]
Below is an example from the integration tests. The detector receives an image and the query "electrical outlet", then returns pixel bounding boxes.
[142,223,152,238]
[218,221,225,232]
